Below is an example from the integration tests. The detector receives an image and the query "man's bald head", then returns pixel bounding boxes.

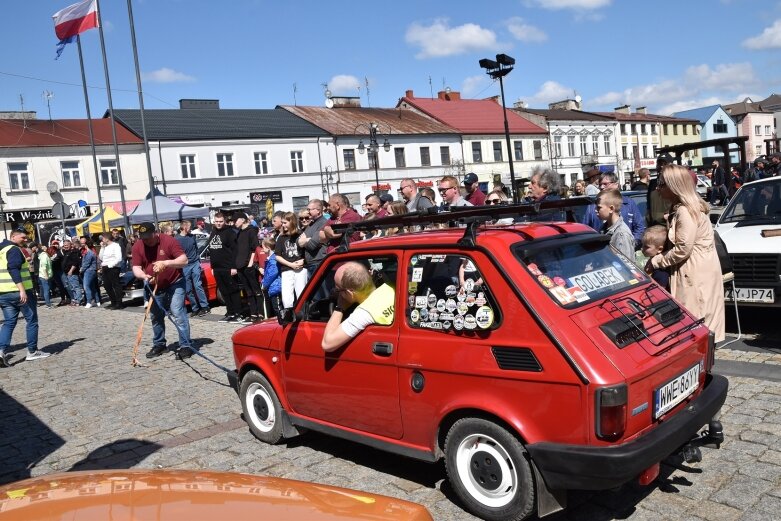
[335,261,375,302]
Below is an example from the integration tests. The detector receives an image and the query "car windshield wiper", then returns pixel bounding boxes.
[733,214,781,226]
[720,212,755,222]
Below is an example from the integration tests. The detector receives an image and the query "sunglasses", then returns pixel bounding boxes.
[486,199,503,205]
[438,187,454,194]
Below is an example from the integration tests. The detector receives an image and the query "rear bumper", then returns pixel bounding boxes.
[527,373,729,490]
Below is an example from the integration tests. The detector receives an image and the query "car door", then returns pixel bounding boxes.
[281,254,403,439]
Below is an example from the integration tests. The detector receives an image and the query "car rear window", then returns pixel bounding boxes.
[513,236,649,308]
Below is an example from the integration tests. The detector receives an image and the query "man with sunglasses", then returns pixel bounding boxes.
[297,199,327,279]
[438,175,472,209]
[582,171,645,247]
[400,178,433,213]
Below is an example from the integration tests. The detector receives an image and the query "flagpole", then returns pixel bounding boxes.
[95,0,131,231]
[76,35,107,233]
[125,0,158,227]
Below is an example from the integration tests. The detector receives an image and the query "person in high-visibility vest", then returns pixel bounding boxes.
[0,228,49,368]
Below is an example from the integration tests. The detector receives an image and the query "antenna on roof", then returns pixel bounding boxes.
[43,90,55,121]
[365,76,371,108]
[428,76,433,98]
[292,83,297,106]
[19,94,27,128]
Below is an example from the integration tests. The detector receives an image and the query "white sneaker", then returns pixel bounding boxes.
[26,351,51,361]
[96,302,101,307]
[0,351,8,368]
[85,303,92,309]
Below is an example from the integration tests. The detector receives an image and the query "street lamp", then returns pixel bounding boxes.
[0,189,5,239]
[321,166,335,198]
[479,53,518,203]
[355,122,392,196]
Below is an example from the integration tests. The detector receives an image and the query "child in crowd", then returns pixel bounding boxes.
[260,237,282,317]
[641,225,671,290]
[595,189,635,260]
[275,212,307,309]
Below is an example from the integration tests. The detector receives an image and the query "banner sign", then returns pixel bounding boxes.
[250,191,283,203]
[1,204,91,224]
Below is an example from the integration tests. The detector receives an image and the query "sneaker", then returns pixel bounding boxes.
[198,308,211,316]
[177,346,196,360]
[251,314,262,322]
[95,302,101,307]
[25,351,51,361]
[219,314,237,323]
[145,345,167,359]
[85,303,92,309]
[189,310,199,318]
[0,352,8,368]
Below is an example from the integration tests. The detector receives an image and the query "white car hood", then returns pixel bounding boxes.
[716,222,781,254]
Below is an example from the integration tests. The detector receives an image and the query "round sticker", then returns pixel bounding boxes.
[410,309,420,323]
[429,310,439,322]
[445,285,458,297]
[427,294,437,307]
[475,295,487,306]
[457,288,467,302]
[466,294,476,306]
[475,306,494,329]
[538,275,554,288]
[446,299,458,313]
[553,276,566,287]
[527,263,542,276]
[453,316,465,330]
[457,302,469,316]
[408,296,416,307]
[420,308,429,321]
[464,315,477,330]
[464,279,475,293]
[408,282,418,294]
[443,321,452,330]
[436,299,446,312]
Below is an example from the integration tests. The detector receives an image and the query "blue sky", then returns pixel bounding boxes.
[2,0,781,120]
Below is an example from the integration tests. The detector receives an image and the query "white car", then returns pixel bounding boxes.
[713,176,781,307]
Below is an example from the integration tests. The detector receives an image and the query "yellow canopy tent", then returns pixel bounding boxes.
[76,206,124,235]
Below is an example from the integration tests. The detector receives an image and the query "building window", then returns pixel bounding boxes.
[765,125,772,135]
[673,125,678,136]
[290,151,304,173]
[7,162,30,190]
[533,140,543,160]
[440,146,451,165]
[61,161,82,188]
[651,124,657,135]
[472,142,482,163]
[692,148,698,157]
[631,124,636,134]
[180,154,197,179]
[343,149,356,170]
[592,139,599,156]
[683,125,688,135]
[755,125,762,136]
[756,145,763,156]
[514,141,524,161]
[394,147,406,168]
[579,135,588,156]
[368,149,379,170]
[603,135,611,156]
[567,135,576,157]
[642,145,649,159]
[420,147,431,166]
[553,136,562,157]
[99,159,118,186]
[492,141,503,162]
[253,152,268,175]
[621,124,627,134]
[622,145,629,160]
[641,124,647,134]
[217,153,234,177]
[713,119,728,133]
[663,124,668,136]
[292,196,309,213]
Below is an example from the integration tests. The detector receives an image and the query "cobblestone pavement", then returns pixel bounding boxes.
[2,304,781,520]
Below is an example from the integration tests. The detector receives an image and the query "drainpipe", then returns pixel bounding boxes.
[157,140,167,194]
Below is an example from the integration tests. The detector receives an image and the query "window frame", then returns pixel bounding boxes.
[492,141,503,162]
[440,146,451,166]
[533,140,543,161]
[253,151,269,175]
[514,140,524,161]
[99,159,119,186]
[60,160,82,188]
[290,150,304,173]
[394,147,406,168]
[216,153,235,177]
[7,162,31,191]
[567,135,576,157]
[420,146,431,167]
[603,135,611,156]
[180,154,197,179]
[343,148,356,170]
[471,142,483,163]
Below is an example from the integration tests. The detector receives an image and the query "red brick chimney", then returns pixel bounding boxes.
[437,90,461,101]
[405,90,414,99]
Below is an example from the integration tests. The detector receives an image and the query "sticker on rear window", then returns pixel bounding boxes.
[568,267,625,294]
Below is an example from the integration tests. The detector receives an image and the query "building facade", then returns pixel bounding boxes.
[724,99,775,161]
[656,115,703,167]
[671,105,738,163]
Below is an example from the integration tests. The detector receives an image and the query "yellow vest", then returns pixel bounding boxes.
[0,245,33,293]
[357,283,395,326]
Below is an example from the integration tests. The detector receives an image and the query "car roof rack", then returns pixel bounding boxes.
[331,198,593,252]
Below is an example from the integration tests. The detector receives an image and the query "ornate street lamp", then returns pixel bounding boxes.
[479,53,518,203]
[355,122,392,196]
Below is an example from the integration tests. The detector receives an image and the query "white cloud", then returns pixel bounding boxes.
[743,19,781,49]
[406,19,497,59]
[328,75,361,95]
[526,0,611,10]
[520,80,574,106]
[461,75,488,96]
[507,17,548,43]
[141,67,195,83]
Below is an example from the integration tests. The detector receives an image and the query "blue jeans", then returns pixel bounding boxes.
[183,262,209,311]
[39,278,51,307]
[65,273,83,303]
[82,269,99,304]
[148,278,192,350]
[0,290,38,355]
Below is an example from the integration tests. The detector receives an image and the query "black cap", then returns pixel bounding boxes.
[233,211,248,221]
[137,222,156,238]
[463,172,479,185]
[379,194,394,204]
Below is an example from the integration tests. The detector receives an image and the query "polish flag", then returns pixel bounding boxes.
[52,0,99,41]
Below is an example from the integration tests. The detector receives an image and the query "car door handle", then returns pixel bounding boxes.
[372,342,394,356]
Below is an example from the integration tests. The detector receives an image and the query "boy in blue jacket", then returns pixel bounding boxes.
[260,237,282,317]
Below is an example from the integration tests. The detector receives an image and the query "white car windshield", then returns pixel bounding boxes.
[720,180,781,225]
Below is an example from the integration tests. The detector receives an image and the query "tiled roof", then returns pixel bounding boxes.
[0,118,142,147]
[758,94,781,109]
[280,106,458,135]
[724,100,772,116]
[398,93,547,135]
[670,105,724,124]
[108,108,328,141]
[519,108,614,122]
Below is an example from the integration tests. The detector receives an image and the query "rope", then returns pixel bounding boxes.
[131,282,157,367]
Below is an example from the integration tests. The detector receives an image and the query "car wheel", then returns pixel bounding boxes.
[240,371,283,444]
[445,418,535,521]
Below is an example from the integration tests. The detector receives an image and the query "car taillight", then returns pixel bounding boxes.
[596,384,627,441]
[704,331,715,374]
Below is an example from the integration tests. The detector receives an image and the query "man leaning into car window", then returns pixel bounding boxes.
[322,262,394,352]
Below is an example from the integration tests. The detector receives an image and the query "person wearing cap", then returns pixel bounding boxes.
[584,168,601,196]
[462,173,486,206]
[745,157,766,183]
[132,222,195,359]
[768,153,781,178]
[233,211,263,322]
[400,178,434,213]
[438,175,472,209]
[378,194,393,216]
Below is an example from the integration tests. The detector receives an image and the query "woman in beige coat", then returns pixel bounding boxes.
[649,164,725,342]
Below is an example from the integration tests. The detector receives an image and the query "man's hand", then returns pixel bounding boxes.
[19,289,27,304]
[297,234,309,247]
[152,260,167,273]
[230,268,237,276]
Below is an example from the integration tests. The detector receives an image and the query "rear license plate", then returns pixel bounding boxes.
[725,287,774,303]
[654,364,700,419]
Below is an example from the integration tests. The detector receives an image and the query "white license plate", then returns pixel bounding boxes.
[654,364,700,419]
[725,287,775,303]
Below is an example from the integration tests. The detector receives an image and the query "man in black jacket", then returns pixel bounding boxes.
[710,160,728,206]
[61,240,83,306]
[233,211,262,323]
[207,212,242,322]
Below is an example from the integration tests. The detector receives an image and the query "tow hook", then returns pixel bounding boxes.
[676,420,724,464]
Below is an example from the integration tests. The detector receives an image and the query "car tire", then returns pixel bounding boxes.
[445,418,535,521]
[240,370,284,444]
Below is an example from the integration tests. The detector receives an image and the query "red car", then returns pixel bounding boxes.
[229,203,728,521]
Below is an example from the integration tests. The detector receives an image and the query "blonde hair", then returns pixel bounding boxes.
[661,164,709,219]
[642,225,667,248]
[487,189,509,201]
[596,189,623,212]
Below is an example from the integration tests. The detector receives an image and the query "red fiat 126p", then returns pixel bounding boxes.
[229,201,728,521]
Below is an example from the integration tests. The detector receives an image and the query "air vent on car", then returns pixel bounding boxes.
[649,299,683,327]
[600,315,646,348]
[491,347,542,372]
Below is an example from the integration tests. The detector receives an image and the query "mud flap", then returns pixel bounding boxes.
[531,459,567,518]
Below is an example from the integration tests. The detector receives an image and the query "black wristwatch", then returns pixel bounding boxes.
[333,306,344,313]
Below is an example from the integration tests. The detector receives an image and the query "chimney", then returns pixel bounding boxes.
[405,89,414,99]
[549,99,581,111]
[179,99,219,109]
[437,90,461,101]
[636,106,647,115]
[614,104,631,114]
[330,96,361,108]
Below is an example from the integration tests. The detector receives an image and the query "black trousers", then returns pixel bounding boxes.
[102,266,122,306]
[237,266,263,317]
[214,269,242,316]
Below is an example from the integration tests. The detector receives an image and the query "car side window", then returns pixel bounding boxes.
[303,255,398,323]
[406,253,500,332]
